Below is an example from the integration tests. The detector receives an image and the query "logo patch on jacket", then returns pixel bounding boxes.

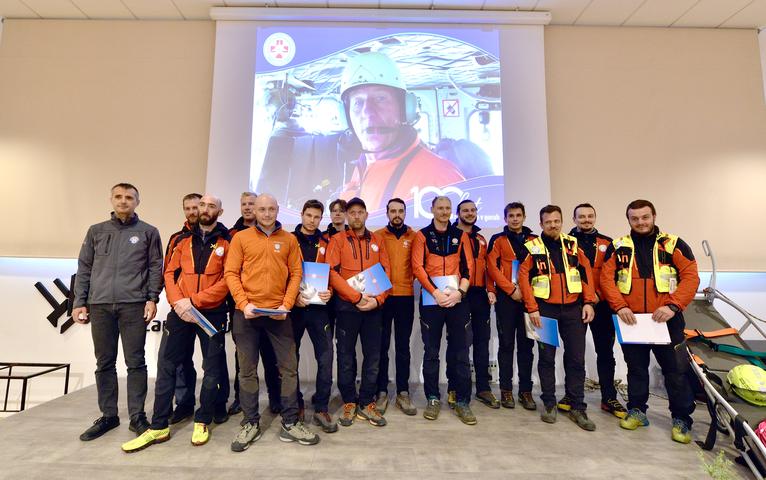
[599,244,607,252]
[319,246,326,255]
[274,242,282,251]
[129,236,139,244]
[215,246,225,257]
[371,243,379,252]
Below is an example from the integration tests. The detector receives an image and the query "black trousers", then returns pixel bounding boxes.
[291,306,334,412]
[150,310,228,428]
[336,308,382,407]
[377,295,415,394]
[588,301,618,401]
[447,287,492,394]
[495,291,534,393]
[232,311,300,426]
[537,302,587,411]
[621,313,695,425]
[420,302,471,403]
[156,328,196,411]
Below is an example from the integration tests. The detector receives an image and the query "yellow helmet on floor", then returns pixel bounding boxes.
[728,364,766,406]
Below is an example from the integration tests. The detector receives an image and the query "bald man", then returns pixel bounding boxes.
[225,194,319,451]
[123,194,233,452]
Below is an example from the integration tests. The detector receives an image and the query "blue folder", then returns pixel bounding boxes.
[421,275,459,306]
[525,314,560,347]
[301,261,330,305]
[346,263,392,297]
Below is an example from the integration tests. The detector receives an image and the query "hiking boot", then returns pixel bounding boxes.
[297,407,305,422]
[620,408,649,430]
[455,402,477,425]
[312,411,339,433]
[128,415,150,436]
[556,396,572,412]
[227,400,242,416]
[447,390,457,409]
[280,421,320,445]
[476,391,500,409]
[191,422,209,446]
[338,402,356,427]
[376,392,389,414]
[500,390,515,409]
[601,399,628,419]
[396,392,417,416]
[541,405,557,424]
[169,406,194,425]
[423,397,441,421]
[121,428,169,453]
[356,402,387,427]
[231,422,262,452]
[671,418,692,444]
[568,410,596,431]
[519,392,537,411]
[79,416,119,441]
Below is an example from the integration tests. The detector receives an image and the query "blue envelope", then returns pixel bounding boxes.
[300,261,330,305]
[524,314,560,347]
[189,306,220,337]
[421,275,459,306]
[346,263,392,297]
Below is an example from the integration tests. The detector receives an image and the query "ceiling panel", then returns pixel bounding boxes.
[378,0,431,8]
[623,0,698,27]
[672,0,752,27]
[481,0,538,9]
[0,0,39,17]
[575,0,645,25]
[173,0,219,19]
[328,0,379,6]
[121,0,183,19]
[431,0,483,9]
[22,0,86,18]
[720,0,766,28]
[72,0,135,19]
[535,0,591,25]
[273,0,327,6]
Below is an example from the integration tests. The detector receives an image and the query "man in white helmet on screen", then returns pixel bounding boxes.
[339,52,464,211]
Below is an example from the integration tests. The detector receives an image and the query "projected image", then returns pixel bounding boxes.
[252,26,503,226]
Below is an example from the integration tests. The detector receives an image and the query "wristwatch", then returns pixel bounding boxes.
[668,304,680,313]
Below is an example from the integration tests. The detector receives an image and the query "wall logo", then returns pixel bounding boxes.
[34,275,75,334]
[263,33,296,67]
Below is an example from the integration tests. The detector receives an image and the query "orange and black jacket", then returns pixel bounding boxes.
[229,216,251,237]
[487,226,536,296]
[374,224,417,296]
[293,225,330,263]
[164,222,231,312]
[325,224,349,238]
[518,233,597,313]
[600,227,699,314]
[164,221,192,272]
[412,221,474,296]
[568,227,613,299]
[224,221,303,312]
[456,223,495,293]
[326,228,391,310]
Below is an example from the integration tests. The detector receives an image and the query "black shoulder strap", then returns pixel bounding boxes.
[381,146,421,205]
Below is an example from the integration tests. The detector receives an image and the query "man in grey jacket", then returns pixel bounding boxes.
[72,183,164,441]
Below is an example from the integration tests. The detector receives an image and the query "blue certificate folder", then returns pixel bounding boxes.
[421,275,459,306]
[524,314,560,347]
[301,262,330,305]
[346,263,392,297]
[511,260,519,284]
[190,306,220,337]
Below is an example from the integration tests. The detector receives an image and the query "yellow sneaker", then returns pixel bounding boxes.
[191,422,209,446]
[447,390,457,409]
[121,428,169,453]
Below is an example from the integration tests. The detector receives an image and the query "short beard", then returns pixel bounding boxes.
[199,214,218,227]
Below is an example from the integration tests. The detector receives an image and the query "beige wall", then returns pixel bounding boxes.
[545,26,766,271]
[1,21,765,270]
[0,20,214,257]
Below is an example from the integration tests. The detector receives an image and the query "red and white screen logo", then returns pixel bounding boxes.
[263,32,296,67]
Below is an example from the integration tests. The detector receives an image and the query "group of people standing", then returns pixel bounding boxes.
[72,183,700,455]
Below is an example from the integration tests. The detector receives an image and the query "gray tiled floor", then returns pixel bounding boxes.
[0,382,752,479]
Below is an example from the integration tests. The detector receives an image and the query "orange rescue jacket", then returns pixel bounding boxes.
[412,221,474,295]
[374,224,416,296]
[326,228,392,306]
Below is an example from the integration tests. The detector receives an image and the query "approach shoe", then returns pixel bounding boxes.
[500,390,515,409]
[519,391,537,411]
[476,391,500,409]
[447,390,457,409]
[313,411,339,433]
[396,392,417,416]
[231,422,262,452]
[79,416,119,441]
[169,407,194,425]
[338,402,357,427]
[128,415,150,436]
[423,397,441,421]
[541,405,557,424]
[620,409,649,430]
[191,422,209,446]
[356,402,387,427]
[455,403,478,425]
[121,428,169,453]
[280,422,320,445]
[556,396,572,412]
[567,410,596,431]
[601,399,628,419]
[376,392,389,414]
[671,418,692,444]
